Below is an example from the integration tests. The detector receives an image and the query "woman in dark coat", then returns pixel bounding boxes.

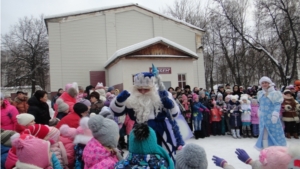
[199,91,212,138]
[27,90,51,125]
[232,85,242,99]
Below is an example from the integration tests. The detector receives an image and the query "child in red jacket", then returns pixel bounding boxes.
[211,101,222,136]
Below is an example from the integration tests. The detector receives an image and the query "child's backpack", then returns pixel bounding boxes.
[114,153,169,169]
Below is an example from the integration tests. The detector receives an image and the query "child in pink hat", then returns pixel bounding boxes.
[212,145,300,169]
[12,134,62,169]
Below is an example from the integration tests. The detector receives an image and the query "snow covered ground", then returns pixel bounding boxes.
[47,100,299,168]
[185,135,300,169]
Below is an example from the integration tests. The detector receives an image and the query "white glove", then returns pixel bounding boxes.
[271,112,279,124]
[230,110,234,113]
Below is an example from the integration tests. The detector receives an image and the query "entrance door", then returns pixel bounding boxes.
[163,81,171,90]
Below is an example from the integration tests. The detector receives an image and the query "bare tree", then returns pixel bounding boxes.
[215,0,300,86]
[2,15,49,95]
[163,0,208,29]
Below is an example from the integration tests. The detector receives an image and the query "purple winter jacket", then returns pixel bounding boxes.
[251,104,259,124]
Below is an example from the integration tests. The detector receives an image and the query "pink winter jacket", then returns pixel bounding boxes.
[83,138,118,169]
[60,136,75,168]
[124,114,135,135]
[251,104,259,124]
[1,100,19,131]
[5,148,18,169]
[51,141,68,168]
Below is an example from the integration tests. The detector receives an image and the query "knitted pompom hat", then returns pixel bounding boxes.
[192,94,199,101]
[44,127,60,144]
[12,134,51,169]
[129,123,174,169]
[231,95,239,101]
[1,129,16,147]
[56,98,69,112]
[88,114,119,148]
[16,114,35,126]
[176,143,208,169]
[23,124,50,139]
[65,82,79,98]
[259,146,292,169]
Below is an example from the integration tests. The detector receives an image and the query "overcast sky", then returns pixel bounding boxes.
[1,0,177,35]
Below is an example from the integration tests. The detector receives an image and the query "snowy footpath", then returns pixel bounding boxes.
[185,135,300,169]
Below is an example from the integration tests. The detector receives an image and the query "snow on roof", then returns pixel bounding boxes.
[104,36,198,68]
[44,3,204,32]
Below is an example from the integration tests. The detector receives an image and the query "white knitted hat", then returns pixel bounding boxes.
[17,114,35,126]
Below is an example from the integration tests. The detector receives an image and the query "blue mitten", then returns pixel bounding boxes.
[159,90,169,98]
[116,90,130,103]
[235,149,252,164]
[212,156,227,168]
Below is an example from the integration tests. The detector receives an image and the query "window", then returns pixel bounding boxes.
[178,74,186,89]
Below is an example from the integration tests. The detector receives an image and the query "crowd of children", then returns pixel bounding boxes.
[169,84,300,140]
[1,80,300,169]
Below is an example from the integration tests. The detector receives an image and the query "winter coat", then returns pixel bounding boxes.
[199,97,212,109]
[59,136,75,169]
[90,101,104,114]
[51,142,68,168]
[54,92,76,118]
[51,153,63,169]
[1,145,10,169]
[27,96,51,125]
[192,102,207,121]
[56,112,81,129]
[228,101,242,127]
[5,148,17,169]
[240,101,251,123]
[255,87,286,150]
[123,114,135,135]
[1,100,19,131]
[251,104,259,124]
[211,108,222,122]
[115,153,169,169]
[281,95,298,122]
[83,138,118,169]
[12,97,29,114]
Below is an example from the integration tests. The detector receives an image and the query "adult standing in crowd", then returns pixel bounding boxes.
[225,84,231,90]
[13,91,28,114]
[51,88,63,109]
[1,93,19,130]
[84,85,94,100]
[27,90,51,125]
[255,76,286,149]
[232,85,242,99]
[89,92,104,114]
[193,87,200,95]
[199,90,211,138]
[217,85,226,100]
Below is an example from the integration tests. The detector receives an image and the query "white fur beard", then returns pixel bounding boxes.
[126,87,162,123]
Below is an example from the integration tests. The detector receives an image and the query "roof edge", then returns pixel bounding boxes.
[44,3,205,32]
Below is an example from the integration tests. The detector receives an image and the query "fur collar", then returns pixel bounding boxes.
[15,161,44,169]
[262,86,275,95]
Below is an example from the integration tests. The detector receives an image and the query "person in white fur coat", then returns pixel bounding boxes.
[240,94,252,138]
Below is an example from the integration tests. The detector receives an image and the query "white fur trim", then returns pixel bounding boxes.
[79,117,90,129]
[15,161,43,169]
[259,76,273,85]
[110,97,125,113]
[10,133,20,144]
[73,135,92,145]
